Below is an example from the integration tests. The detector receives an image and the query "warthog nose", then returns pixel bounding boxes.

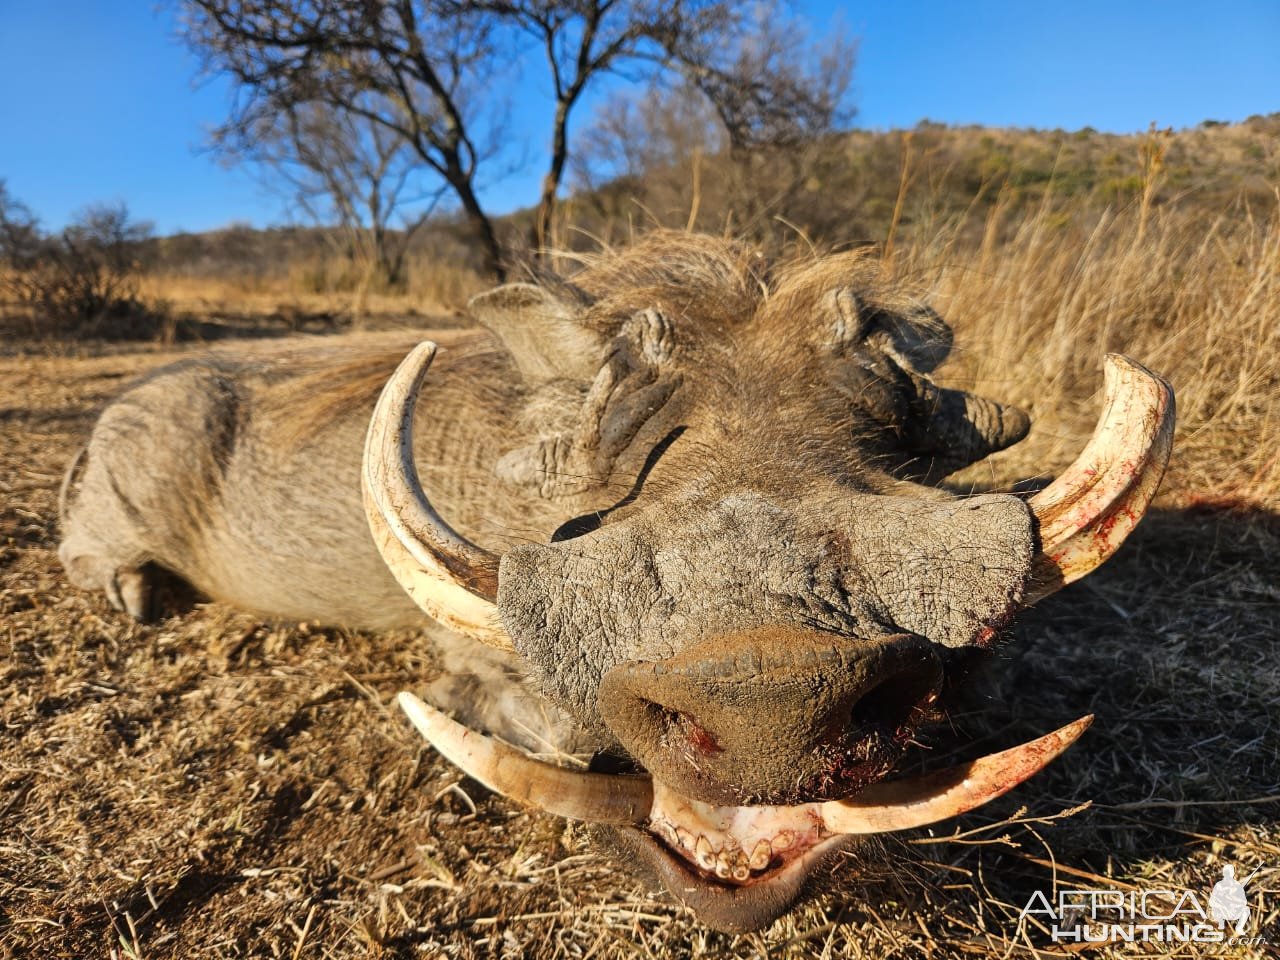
[598,629,944,806]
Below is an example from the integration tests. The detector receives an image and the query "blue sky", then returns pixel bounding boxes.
[1,1,1276,235]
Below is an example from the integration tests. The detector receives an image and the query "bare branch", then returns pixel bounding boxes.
[179,0,854,271]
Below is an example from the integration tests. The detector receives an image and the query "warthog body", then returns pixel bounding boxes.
[60,334,528,628]
[61,233,1172,932]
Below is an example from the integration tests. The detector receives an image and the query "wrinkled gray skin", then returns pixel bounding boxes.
[61,233,1036,931]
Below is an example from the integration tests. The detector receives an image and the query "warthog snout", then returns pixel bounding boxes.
[598,629,944,806]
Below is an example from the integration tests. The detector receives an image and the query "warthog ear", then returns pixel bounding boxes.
[469,284,605,384]
[827,289,953,373]
[495,307,680,499]
[877,302,953,373]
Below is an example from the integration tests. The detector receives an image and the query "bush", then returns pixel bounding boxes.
[0,180,42,294]
[0,191,159,337]
[1100,174,1145,203]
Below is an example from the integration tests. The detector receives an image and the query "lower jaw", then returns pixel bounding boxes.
[600,825,861,935]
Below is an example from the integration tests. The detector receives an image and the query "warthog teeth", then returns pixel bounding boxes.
[709,843,749,880]
[652,821,772,880]
[748,839,773,871]
[695,835,716,870]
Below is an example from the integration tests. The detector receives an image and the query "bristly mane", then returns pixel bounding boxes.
[276,232,922,448]
[270,335,482,450]
[558,231,913,338]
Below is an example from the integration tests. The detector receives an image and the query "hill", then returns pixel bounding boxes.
[559,113,1280,250]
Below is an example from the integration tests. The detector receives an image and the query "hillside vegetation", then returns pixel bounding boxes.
[563,114,1280,247]
[4,115,1273,333]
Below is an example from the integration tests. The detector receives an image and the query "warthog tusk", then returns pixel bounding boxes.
[820,715,1093,833]
[398,692,654,824]
[363,342,515,651]
[1026,354,1174,603]
[399,690,1089,838]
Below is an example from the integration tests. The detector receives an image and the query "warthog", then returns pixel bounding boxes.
[60,232,1174,932]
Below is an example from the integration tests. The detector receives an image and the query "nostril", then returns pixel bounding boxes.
[642,699,722,755]
[685,720,722,755]
[849,667,943,736]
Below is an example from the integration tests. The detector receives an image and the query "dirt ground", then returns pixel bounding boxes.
[2,332,1278,959]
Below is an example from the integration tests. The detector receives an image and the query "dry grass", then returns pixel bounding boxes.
[2,191,1278,958]
[137,253,488,326]
[563,115,1280,253]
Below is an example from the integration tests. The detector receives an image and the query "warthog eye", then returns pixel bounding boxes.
[551,426,686,542]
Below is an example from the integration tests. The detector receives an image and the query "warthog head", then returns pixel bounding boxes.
[363,235,1174,931]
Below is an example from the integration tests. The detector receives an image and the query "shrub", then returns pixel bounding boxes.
[0,193,160,338]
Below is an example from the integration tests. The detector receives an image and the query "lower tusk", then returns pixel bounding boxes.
[1026,354,1174,603]
[821,715,1093,834]
[402,687,1091,842]
[398,692,653,825]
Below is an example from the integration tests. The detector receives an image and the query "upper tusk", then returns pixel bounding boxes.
[363,342,514,651]
[821,714,1093,834]
[1025,354,1174,603]
[398,691,654,825]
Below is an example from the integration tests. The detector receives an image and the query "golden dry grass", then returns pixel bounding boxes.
[2,193,1278,958]
[137,252,488,327]
[909,194,1280,508]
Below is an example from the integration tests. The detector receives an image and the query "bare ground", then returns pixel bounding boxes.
[2,335,1278,959]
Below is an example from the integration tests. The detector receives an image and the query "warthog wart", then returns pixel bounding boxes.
[60,232,1174,932]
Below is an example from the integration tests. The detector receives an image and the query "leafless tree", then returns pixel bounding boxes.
[574,81,719,178]
[229,98,445,310]
[57,204,154,315]
[183,1,505,272]
[0,191,155,334]
[181,0,854,278]
[674,4,854,154]
[0,181,43,297]
[569,10,856,244]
